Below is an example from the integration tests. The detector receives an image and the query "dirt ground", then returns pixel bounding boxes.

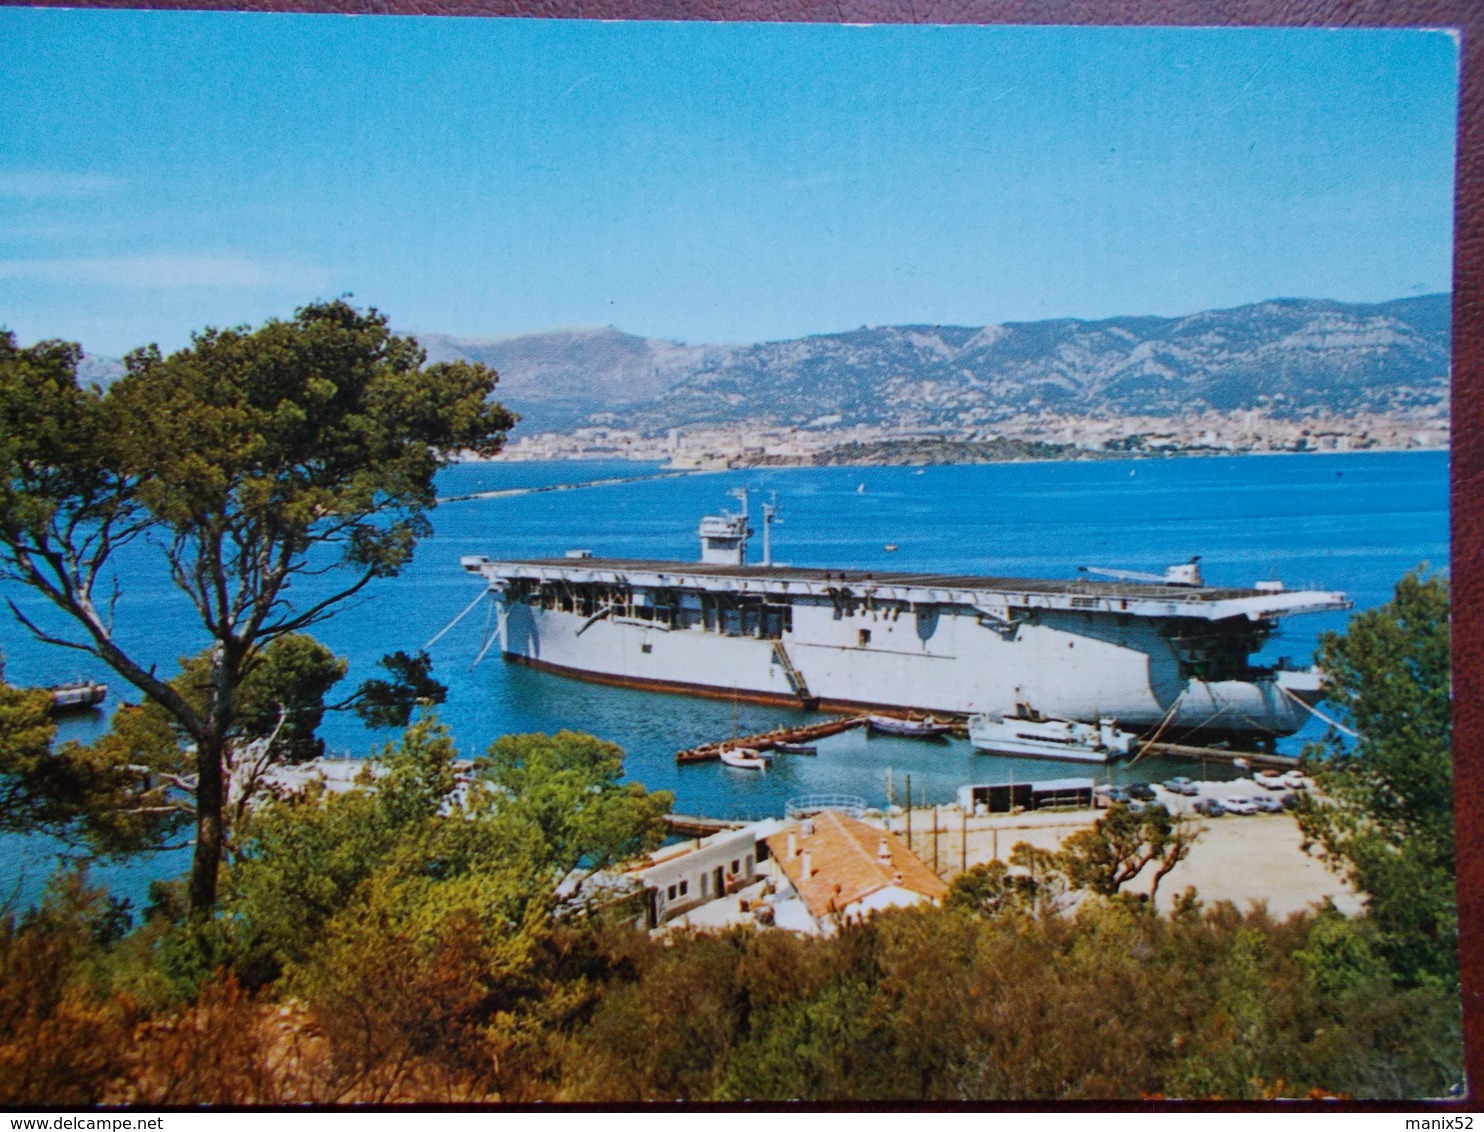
[887,800,1362,919]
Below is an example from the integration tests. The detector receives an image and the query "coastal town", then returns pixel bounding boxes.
[490,406,1450,468]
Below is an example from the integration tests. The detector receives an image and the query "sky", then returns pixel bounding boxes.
[0,12,1461,356]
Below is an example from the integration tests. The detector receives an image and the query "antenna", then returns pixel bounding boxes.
[760,491,780,567]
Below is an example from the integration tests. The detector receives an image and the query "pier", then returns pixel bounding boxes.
[675,715,869,764]
[1138,741,1298,771]
[663,813,748,837]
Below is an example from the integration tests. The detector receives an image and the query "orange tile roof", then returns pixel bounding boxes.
[765,810,948,922]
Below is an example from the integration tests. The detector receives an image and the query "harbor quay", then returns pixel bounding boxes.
[634,777,1357,936]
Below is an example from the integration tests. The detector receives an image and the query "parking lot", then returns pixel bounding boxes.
[1135,772,1309,817]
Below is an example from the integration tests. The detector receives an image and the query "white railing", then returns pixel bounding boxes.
[786,794,868,820]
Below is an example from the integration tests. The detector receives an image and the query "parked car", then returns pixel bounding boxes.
[1255,771,1288,791]
[1280,771,1308,789]
[1252,795,1285,814]
[1193,798,1226,817]
[1126,782,1157,802]
[1096,785,1131,807]
[1161,777,1200,796]
[1223,796,1259,815]
[1281,792,1299,811]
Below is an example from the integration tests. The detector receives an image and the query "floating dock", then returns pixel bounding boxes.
[676,715,870,764]
[663,814,748,837]
[1138,741,1298,771]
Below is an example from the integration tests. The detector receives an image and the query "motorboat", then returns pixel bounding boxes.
[47,680,107,713]
[968,714,1138,763]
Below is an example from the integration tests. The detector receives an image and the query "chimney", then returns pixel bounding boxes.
[877,838,890,863]
[787,833,797,861]
[800,851,812,880]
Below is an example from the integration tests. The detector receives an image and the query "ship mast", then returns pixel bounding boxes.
[760,492,779,567]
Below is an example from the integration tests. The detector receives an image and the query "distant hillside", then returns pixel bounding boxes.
[418,294,1450,434]
[76,352,125,388]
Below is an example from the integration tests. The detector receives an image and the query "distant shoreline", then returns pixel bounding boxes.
[466,442,1450,469]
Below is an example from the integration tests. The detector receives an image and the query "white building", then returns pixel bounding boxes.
[630,821,786,928]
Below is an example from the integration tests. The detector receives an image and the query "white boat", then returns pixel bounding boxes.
[47,680,107,713]
[866,714,953,738]
[968,714,1138,763]
[719,747,772,770]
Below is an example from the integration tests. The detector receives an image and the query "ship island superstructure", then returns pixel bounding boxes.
[460,493,1351,744]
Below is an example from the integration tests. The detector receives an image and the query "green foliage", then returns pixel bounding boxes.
[946,851,1054,918]
[1296,567,1456,987]
[1,847,1463,1103]
[555,898,1460,1102]
[0,635,356,860]
[1056,802,1197,902]
[0,655,193,855]
[1294,908,1387,998]
[476,730,674,880]
[947,807,1197,923]
[0,869,143,1106]
[0,657,73,832]
[0,302,515,912]
[353,650,446,730]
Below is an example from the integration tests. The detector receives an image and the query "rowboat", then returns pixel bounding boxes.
[866,714,953,738]
[719,747,773,770]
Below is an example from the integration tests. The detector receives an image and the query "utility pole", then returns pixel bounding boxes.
[905,774,912,852]
[932,800,939,872]
[961,807,967,874]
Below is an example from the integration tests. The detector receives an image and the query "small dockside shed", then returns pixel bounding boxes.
[958,777,1095,815]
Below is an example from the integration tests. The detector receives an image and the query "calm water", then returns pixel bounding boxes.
[0,450,1450,908]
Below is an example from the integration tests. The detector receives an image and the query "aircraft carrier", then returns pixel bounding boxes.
[459,491,1351,744]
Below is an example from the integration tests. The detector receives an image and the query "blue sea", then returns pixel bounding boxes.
[0,450,1450,909]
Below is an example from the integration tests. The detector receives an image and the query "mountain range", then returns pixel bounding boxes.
[416,294,1451,436]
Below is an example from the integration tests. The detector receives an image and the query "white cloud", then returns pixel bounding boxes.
[0,171,122,198]
[0,254,330,291]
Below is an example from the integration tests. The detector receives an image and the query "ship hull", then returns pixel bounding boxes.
[498,598,1315,737]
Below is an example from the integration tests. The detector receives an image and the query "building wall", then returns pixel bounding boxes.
[637,830,759,923]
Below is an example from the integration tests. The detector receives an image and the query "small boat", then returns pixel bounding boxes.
[47,680,107,713]
[968,714,1137,763]
[884,543,899,552]
[719,747,772,770]
[866,714,953,738]
[773,742,818,755]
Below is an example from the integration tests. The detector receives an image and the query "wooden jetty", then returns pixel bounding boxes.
[1139,741,1298,771]
[675,713,1291,771]
[676,715,869,764]
[664,813,748,837]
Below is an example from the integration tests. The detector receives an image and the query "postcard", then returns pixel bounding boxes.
[0,8,1465,1106]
